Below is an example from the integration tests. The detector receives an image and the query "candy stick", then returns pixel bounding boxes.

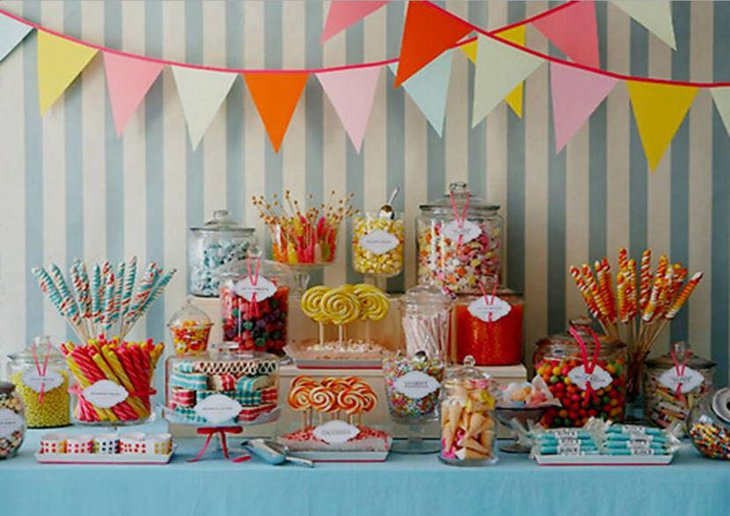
[91,263,102,327]
[639,249,653,310]
[121,256,137,322]
[113,261,126,325]
[101,272,116,336]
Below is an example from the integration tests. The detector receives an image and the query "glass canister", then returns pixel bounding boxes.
[401,283,452,360]
[417,182,503,295]
[452,287,524,366]
[644,342,715,432]
[7,337,70,428]
[534,321,628,427]
[689,387,730,460]
[189,209,258,297]
[0,381,25,459]
[352,212,405,278]
[439,356,498,466]
[168,298,213,356]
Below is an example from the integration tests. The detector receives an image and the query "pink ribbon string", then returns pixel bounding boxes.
[31,341,51,404]
[245,256,262,319]
[670,348,692,401]
[449,190,470,248]
[569,325,602,408]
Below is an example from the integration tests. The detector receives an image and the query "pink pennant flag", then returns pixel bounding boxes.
[321,1,390,43]
[103,51,165,135]
[550,62,618,152]
[532,0,600,68]
[316,66,382,153]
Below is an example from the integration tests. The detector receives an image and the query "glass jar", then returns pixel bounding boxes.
[164,345,279,427]
[189,209,258,297]
[401,283,452,360]
[417,182,503,295]
[453,287,524,366]
[0,381,25,459]
[689,387,730,460]
[534,321,628,427]
[439,356,498,466]
[168,298,213,356]
[352,212,404,278]
[644,341,715,432]
[7,337,70,428]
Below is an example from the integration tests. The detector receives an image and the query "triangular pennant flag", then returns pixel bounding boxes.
[389,50,452,136]
[103,52,164,136]
[0,15,32,62]
[172,67,238,150]
[532,0,599,68]
[244,72,308,152]
[321,1,390,43]
[472,34,544,127]
[394,1,472,87]
[550,62,617,152]
[711,88,730,136]
[627,81,697,170]
[37,31,97,114]
[316,66,382,153]
[610,0,676,49]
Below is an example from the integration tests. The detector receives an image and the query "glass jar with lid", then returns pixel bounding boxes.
[168,298,213,356]
[689,387,730,460]
[0,381,25,459]
[440,356,498,466]
[401,283,452,361]
[533,319,628,427]
[7,336,70,428]
[644,341,715,432]
[352,212,405,278]
[189,209,258,297]
[417,182,503,295]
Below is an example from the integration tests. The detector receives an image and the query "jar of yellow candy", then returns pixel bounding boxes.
[7,337,70,428]
[352,212,404,278]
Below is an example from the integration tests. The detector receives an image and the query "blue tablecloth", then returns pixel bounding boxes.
[0,421,726,516]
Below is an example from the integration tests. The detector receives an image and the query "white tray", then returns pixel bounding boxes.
[534,454,673,466]
[288,450,390,462]
[35,451,173,465]
[291,358,385,370]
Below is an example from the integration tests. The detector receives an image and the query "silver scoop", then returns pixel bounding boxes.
[243,438,314,468]
[377,187,400,220]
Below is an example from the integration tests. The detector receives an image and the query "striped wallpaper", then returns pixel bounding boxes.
[0,1,728,384]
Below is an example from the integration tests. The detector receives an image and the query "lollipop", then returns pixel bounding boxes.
[300,286,330,323]
[321,286,361,326]
[309,386,338,418]
[353,284,390,321]
[337,389,365,423]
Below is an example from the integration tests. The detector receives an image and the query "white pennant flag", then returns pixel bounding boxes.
[172,66,238,149]
[0,15,32,62]
[610,1,676,50]
[472,34,544,127]
[711,88,730,136]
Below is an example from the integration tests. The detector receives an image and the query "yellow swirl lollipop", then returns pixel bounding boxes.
[321,286,361,325]
[300,285,330,323]
[353,283,390,321]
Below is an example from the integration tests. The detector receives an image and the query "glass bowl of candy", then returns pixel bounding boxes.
[352,212,404,278]
[168,298,213,356]
[688,387,730,460]
[0,381,25,459]
[417,182,503,295]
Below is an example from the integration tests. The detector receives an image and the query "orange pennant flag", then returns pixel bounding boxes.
[244,72,309,152]
[394,1,473,87]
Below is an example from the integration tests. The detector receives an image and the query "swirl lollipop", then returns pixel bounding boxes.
[309,386,338,425]
[337,389,365,424]
[301,286,330,345]
[353,284,390,321]
[288,383,314,428]
[321,286,361,344]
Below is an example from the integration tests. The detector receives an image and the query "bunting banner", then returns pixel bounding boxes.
[244,72,309,152]
[532,0,600,68]
[321,0,390,43]
[172,67,238,150]
[317,66,382,153]
[610,0,676,50]
[103,52,164,136]
[627,81,697,170]
[0,13,31,62]
[711,88,730,136]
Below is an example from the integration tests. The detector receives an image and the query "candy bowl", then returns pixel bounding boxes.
[168,299,213,356]
[495,407,548,453]
[688,387,730,460]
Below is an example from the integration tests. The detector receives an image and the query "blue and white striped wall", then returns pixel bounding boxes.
[0,1,728,383]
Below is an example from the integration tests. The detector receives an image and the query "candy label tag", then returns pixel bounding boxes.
[658,366,704,393]
[233,275,277,303]
[568,365,612,391]
[442,219,481,244]
[83,380,128,408]
[393,371,441,400]
[359,229,399,255]
[194,394,242,424]
[21,370,63,393]
[467,296,511,323]
[0,408,22,439]
[313,420,360,444]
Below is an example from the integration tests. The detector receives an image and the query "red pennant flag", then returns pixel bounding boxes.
[394,1,473,87]
[532,0,600,68]
[321,1,390,43]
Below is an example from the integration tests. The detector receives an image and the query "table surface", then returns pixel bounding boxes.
[1,421,727,516]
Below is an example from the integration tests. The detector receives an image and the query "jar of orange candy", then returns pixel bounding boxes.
[167,298,212,356]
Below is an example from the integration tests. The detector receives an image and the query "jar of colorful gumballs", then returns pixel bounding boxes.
[189,209,258,297]
[533,319,628,428]
[0,381,25,459]
[167,299,213,356]
[689,387,730,460]
[417,182,503,296]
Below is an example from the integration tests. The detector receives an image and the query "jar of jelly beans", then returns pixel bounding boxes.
[688,387,730,460]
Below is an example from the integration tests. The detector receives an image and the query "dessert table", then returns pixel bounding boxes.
[0,421,726,516]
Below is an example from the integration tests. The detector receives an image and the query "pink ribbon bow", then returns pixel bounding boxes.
[568,325,602,408]
[31,340,52,404]
[449,190,470,248]
[246,256,263,319]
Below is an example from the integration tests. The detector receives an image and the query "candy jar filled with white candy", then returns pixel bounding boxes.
[400,283,451,360]
[0,381,26,460]
[189,209,258,297]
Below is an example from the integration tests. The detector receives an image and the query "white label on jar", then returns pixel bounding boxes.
[567,365,612,391]
[83,380,129,409]
[467,296,511,323]
[442,219,482,244]
[0,408,22,439]
[313,420,360,444]
[658,366,704,394]
[194,394,242,424]
[359,229,399,255]
[233,275,277,303]
[393,371,441,400]
[21,369,63,393]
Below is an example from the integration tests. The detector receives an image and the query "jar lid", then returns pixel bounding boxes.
[218,256,306,290]
[537,318,626,353]
[645,341,716,370]
[445,355,492,384]
[0,381,15,395]
[711,387,730,424]
[7,337,64,364]
[403,283,452,309]
[167,298,212,328]
[190,209,255,234]
[419,182,499,216]
[191,344,279,364]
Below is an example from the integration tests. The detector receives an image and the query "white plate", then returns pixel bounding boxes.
[534,454,673,466]
[288,449,390,462]
[35,451,173,465]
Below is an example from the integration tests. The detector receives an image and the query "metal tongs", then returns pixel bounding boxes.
[242,438,314,468]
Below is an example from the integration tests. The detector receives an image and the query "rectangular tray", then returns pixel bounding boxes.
[291,358,385,370]
[534,454,673,466]
[288,450,390,462]
[35,451,173,465]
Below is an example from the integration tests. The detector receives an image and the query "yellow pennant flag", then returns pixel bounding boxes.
[38,31,97,114]
[627,81,697,171]
[461,26,527,117]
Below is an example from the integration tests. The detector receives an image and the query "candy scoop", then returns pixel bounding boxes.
[377,187,400,220]
[242,438,314,468]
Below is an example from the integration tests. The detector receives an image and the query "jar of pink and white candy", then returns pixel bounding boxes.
[417,182,503,296]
